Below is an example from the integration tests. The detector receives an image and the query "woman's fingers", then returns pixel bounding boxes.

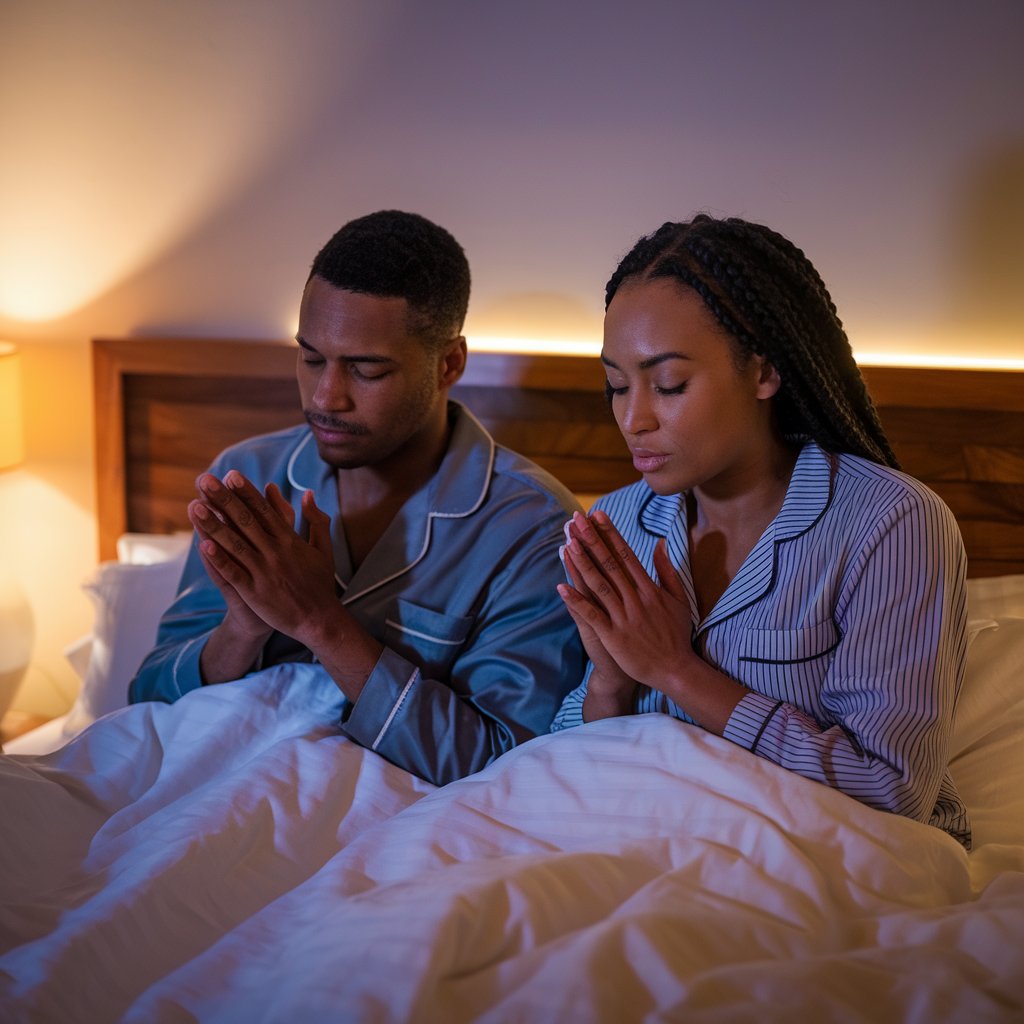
[653,537,687,603]
[565,511,634,601]
[588,509,651,591]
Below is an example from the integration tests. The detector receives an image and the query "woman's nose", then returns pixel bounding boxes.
[618,390,656,435]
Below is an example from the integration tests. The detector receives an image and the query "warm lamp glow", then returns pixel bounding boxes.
[852,351,1024,370]
[0,343,24,470]
[468,335,601,356]
[466,335,1024,371]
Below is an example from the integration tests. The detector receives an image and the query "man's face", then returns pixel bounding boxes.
[295,276,450,471]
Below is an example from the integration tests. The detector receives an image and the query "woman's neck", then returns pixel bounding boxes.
[686,438,801,617]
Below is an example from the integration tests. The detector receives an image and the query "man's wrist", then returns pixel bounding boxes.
[298,605,384,703]
[200,617,271,685]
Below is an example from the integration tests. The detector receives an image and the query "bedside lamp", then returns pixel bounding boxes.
[0,341,33,726]
[0,342,23,468]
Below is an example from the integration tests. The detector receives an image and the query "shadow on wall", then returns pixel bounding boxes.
[946,139,1024,336]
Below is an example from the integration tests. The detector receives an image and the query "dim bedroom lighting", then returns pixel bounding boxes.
[0,341,32,726]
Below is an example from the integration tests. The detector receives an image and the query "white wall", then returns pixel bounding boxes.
[1,0,1022,714]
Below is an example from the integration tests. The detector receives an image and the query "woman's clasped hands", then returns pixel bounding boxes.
[557,509,698,715]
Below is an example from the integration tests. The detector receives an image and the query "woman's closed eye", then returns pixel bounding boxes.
[604,379,688,399]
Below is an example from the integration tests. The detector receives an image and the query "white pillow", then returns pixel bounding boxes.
[60,533,190,734]
[6,533,191,755]
[950,615,1024,849]
[75,549,189,718]
[967,573,1024,621]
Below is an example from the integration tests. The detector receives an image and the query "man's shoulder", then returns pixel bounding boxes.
[490,443,582,519]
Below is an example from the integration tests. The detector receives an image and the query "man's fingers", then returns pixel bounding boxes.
[197,471,280,537]
[265,482,296,528]
[188,500,254,561]
[301,490,332,554]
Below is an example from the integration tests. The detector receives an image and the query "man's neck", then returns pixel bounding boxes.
[335,406,454,569]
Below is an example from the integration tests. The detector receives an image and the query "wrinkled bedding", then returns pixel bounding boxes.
[2,664,1023,1023]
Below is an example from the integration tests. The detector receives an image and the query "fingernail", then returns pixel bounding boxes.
[225,471,242,489]
[192,502,209,520]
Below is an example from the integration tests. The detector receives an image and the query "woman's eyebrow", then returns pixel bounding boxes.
[601,352,692,371]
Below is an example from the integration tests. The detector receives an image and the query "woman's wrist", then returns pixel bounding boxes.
[582,668,636,722]
[657,657,748,735]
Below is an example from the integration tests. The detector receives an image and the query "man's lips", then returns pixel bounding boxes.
[306,414,368,442]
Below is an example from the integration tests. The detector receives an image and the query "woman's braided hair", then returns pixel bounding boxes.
[605,214,899,468]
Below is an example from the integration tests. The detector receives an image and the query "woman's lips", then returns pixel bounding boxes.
[631,449,669,473]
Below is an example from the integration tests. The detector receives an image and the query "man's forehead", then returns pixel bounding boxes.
[298,278,417,351]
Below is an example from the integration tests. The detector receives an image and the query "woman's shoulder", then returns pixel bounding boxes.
[830,449,960,533]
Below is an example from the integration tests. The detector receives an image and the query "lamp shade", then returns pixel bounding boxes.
[0,342,24,470]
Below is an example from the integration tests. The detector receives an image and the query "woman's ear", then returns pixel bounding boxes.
[754,357,782,400]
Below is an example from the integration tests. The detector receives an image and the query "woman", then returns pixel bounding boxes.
[552,214,970,847]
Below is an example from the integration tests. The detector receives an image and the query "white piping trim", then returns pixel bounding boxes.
[286,430,317,491]
[371,668,419,750]
[285,431,347,593]
[342,420,497,605]
[172,634,204,691]
[384,619,463,646]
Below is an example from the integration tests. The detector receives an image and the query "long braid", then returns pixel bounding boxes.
[607,215,899,469]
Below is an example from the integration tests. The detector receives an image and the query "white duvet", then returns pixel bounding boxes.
[2,664,1023,1023]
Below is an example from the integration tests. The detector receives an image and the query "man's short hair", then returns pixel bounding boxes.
[309,210,471,345]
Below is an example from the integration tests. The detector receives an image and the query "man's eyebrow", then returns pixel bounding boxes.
[294,337,395,363]
[601,352,692,371]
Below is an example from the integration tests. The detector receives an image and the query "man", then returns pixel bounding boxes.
[129,210,585,785]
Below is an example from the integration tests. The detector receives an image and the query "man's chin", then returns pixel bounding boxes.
[313,439,372,470]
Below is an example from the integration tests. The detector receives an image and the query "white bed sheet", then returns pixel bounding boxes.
[2,663,1023,1023]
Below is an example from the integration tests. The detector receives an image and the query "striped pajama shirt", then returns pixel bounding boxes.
[552,441,971,846]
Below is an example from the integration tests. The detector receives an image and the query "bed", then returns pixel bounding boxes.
[1,338,1023,1022]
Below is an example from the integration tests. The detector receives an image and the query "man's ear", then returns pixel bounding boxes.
[438,336,468,389]
[754,356,782,400]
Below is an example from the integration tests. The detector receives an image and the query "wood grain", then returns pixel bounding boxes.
[93,338,1024,577]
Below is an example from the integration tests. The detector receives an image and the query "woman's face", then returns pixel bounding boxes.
[602,277,781,498]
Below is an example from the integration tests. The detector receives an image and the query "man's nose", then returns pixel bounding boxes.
[314,366,354,411]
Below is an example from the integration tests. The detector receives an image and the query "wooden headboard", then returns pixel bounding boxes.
[93,338,1024,577]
